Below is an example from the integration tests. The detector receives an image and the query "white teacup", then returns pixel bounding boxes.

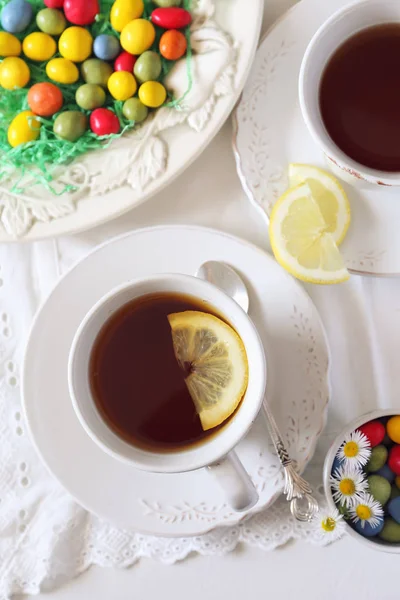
[68,273,267,512]
[299,0,400,187]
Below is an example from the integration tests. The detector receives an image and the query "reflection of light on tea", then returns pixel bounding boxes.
[320,24,400,172]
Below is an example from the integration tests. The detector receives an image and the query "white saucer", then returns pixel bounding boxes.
[22,226,330,537]
[233,0,400,277]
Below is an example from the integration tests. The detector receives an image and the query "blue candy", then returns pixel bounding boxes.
[376,464,396,483]
[354,517,384,537]
[93,35,121,61]
[388,496,400,524]
[1,0,32,33]
[331,456,343,476]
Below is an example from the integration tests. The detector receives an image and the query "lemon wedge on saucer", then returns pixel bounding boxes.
[269,182,350,285]
[288,163,351,245]
[168,311,248,431]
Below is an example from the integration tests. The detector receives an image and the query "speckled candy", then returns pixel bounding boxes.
[28,82,63,117]
[114,51,137,73]
[388,496,400,524]
[122,97,148,122]
[0,32,21,57]
[389,446,400,476]
[63,0,99,25]
[358,421,386,447]
[368,474,392,505]
[53,111,87,142]
[153,0,181,5]
[376,464,396,483]
[354,517,384,537]
[1,0,33,33]
[94,35,121,61]
[151,7,191,29]
[75,84,105,110]
[391,485,400,500]
[367,445,388,472]
[387,416,400,444]
[36,8,66,35]
[90,108,120,135]
[379,518,400,543]
[81,59,113,87]
[134,51,162,83]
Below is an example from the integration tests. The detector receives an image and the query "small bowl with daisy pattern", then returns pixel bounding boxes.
[324,409,400,553]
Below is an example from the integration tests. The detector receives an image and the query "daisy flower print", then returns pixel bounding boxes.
[337,430,371,468]
[330,463,368,507]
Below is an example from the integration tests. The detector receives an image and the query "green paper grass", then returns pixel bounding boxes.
[0,0,193,195]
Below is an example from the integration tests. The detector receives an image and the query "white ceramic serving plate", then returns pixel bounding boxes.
[324,409,400,554]
[233,0,400,276]
[0,0,263,241]
[22,225,330,537]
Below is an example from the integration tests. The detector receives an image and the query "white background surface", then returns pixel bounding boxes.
[17,1,399,598]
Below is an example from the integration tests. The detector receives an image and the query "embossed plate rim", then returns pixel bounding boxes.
[22,225,330,536]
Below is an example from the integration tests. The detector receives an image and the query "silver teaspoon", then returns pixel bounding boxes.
[196,260,318,522]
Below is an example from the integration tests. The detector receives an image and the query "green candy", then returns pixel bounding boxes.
[379,518,400,543]
[368,474,392,505]
[36,8,66,36]
[122,98,148,123]
[153,0,181,6]
[134,51,162,84]
[391,485,400,500]
[53,111,87,142]
[81,59,113,88]
[76,84,106,110]
[367,445,388,472]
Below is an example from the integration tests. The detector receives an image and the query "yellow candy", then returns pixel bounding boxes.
[0,57,30,89]
[59,27,93,63]
[22,32,56,62]
[8,111,41,148]
[138,81,166,108]
[120,19,155,55]
[108,71,137,101]
[46,58,79,84]
[110,0,144,32]
[0,32,21,57]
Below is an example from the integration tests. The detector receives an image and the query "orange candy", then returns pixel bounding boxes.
[27,82,63,117]
[159,29,186,61]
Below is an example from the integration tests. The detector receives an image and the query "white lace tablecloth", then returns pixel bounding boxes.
[2,0,400,597]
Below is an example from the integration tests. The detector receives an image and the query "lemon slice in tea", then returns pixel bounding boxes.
[168,311,249,431]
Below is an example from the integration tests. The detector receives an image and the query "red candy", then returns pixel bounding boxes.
[151,7,192,29]
[90,109,120,136]
[389,446,400,476]
[64,0,99,25]
[114,51,137,73]
[44,0,64,6]
[357,420,385,447]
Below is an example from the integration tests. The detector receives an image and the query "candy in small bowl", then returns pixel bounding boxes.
[324,409,400,553]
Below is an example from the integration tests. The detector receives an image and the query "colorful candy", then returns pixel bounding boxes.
[114,51,137,73]
[23,32,56,62]
[151,7,191,29]
[120,19,156,56]
[110,0,144,32]
[81,59,113,87]
[153,0,181,6]
[28,82,63,117]
[54,111,87,142]
[367,445,388,472]
[36,8,66,36]
[159,29,187,60]
[139,81,167,108]
[388,445,400,475]
[134,51,162,84]
[388,496,400,524]
[1,0,32,33]
[59,27,93,63]
[8,111,41,147]
[90,108,120,135]
[63,0,99,26]
[44,0,65,7]
[387,416,400,444]
[354,517,384,537]
[0,32,21,57]
[367,474,392,505]
[122,97,148,122]
[0,56,30,89]
[379,518,400,542]
[93,35,121,61]
[108,71,137,101]
[376,463,396,483]
[358,420,386,447]
[46,57,79,84]
[76,84,106,110]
